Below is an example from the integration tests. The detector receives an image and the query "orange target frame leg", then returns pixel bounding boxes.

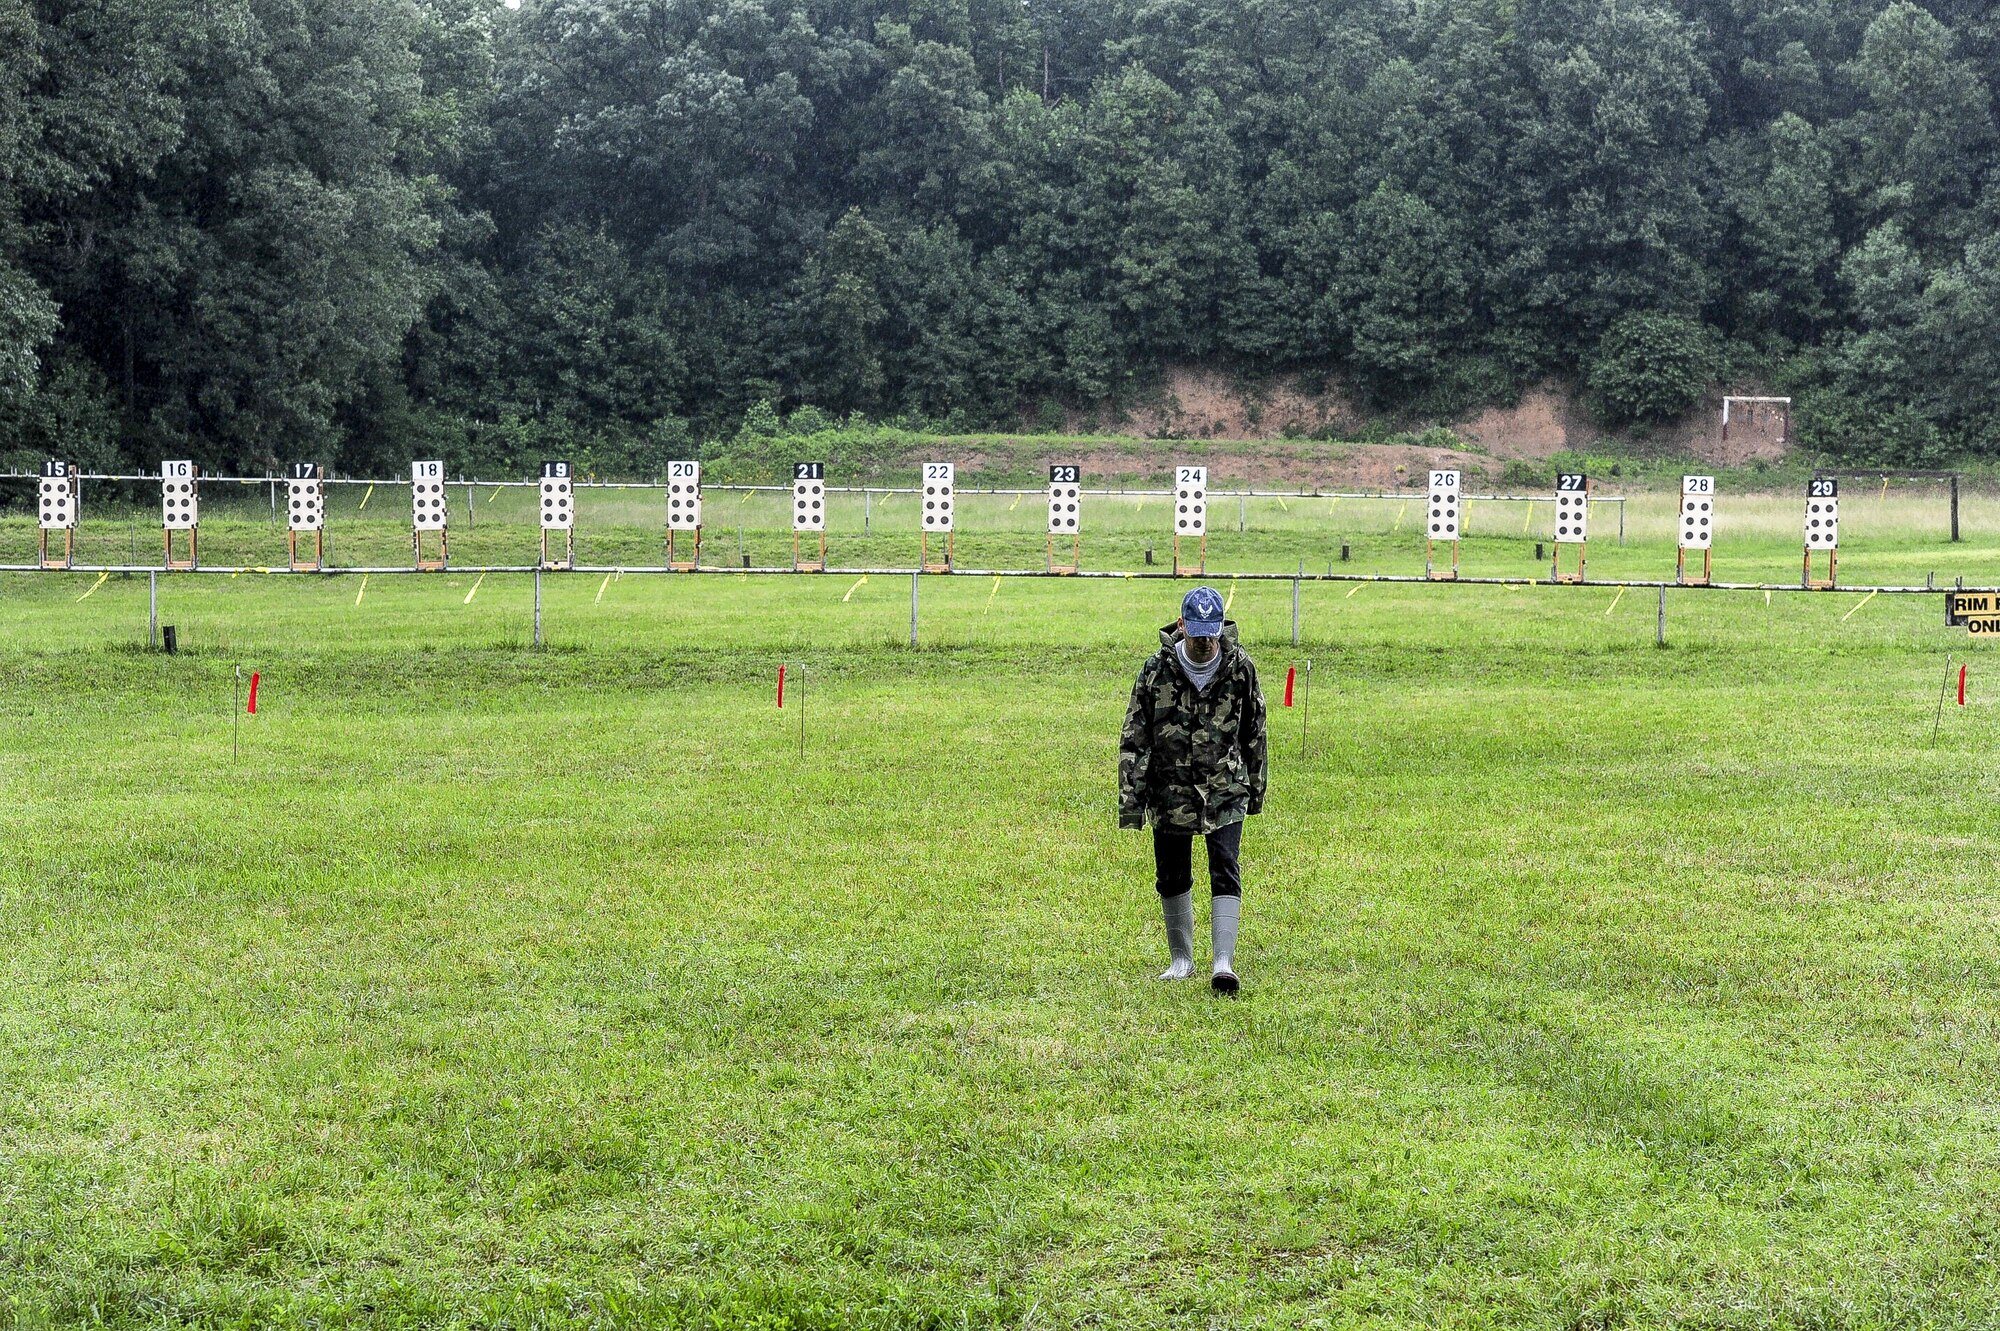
[667,528,701,572]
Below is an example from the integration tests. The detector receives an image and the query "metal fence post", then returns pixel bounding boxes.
[149,571,158,649]
[909,570,919,648]
[1291,559,1301,646]
[1657,585,1666,647]
[533,567,542,648]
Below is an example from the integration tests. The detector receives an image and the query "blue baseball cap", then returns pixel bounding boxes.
[1181,586,1225,636]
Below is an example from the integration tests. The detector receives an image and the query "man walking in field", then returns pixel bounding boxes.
[1119,586,1268,994]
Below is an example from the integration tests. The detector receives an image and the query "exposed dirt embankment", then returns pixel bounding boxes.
[1023,365,1791,489]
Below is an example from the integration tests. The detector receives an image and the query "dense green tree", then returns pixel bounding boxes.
[21,0,2000,469]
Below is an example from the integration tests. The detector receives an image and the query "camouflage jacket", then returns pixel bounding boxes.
[1118,620,1268,834]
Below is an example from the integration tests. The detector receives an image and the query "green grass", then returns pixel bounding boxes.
[5,526,2000,1327]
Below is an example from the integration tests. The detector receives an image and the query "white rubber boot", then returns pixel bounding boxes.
[1157,891,1195,980]
[1211,895,1240,994]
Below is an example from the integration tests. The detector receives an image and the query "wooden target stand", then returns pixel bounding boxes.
[793,462,826,570]
[414,529,447,571]
[287,463,326,571]
[541,526,574,571]
[162,462,199,570]
[792,532,826,572]
[1551,537,1585,583]
[1426,538,1458,580]
[920,462,955,572]
[921,531,954,574]
[39,526,75,570]
[289,529,324,572]
[1425,469,1462,580]
[1803,478,1838,589]
[38,462,78,569]
[412,460,448,570]
[1046,534,1080,575]
[1172,466,1208,576]
[1550,473,1588,584]
[667,527,701,571]
[1676,474,1714,586]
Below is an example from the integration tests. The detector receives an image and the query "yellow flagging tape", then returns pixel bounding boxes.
[1764,590,1771,606]
[1345,583,1364,599]
[985,575,1002,614]
[1225,577,1237,611]
[1008,493,1021,511]
[355,574,368,606]
[1880,476,1890,500]
[595,571,614,604]
[76,571,110,601]
[842,575,868,602]
[1275,495,1289,511]
[1840,589,1878,622]
[1604,586,1625,616]
[358,483,374,511]
[1394,502,1406,531]
[1523,502,1533,534]
[463,571,485,605]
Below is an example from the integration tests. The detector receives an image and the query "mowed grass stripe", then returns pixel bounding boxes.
[2,571,2000,1326]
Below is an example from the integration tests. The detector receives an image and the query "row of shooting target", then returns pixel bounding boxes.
[30,461,1847,552]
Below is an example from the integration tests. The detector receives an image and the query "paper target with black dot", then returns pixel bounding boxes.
[1553,473,1588,543]
[792,461,825,531]
[1174,466,1207,536]
[666,460,702,531]
[285,462,324,531]
[411,460,448,531]
[538,460,575,530]
[1679,475,1715,550]
[161,460,198,530]
[921,463,955,532]
[1427,470,1461,541]
[1048,464,1081,534]
[38,460,76,530]
[1805,477,1838,550]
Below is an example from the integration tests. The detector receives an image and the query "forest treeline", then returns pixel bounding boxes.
[5,0,2000,476]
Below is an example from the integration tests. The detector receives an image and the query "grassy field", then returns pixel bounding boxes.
[5,506,2000,1327]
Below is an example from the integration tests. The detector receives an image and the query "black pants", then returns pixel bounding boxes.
[1153,820,1243,899]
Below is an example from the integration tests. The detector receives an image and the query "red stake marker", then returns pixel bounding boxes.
[777,664,786,708]
[1283,666,1296,708]
[1960,664,1967,706]
[246,672,260,714]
